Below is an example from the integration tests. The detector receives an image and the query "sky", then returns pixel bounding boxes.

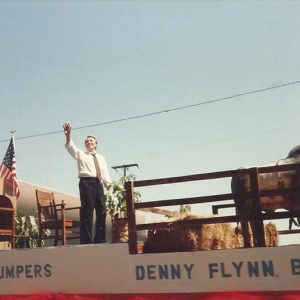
[1,1,300,244]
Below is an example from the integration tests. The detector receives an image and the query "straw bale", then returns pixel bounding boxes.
[199,223,234,250]
[231,222,279,248]
[143,214,278,253]
[264,222,279,246]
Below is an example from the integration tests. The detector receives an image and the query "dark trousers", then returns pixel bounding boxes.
[79,177,106,244]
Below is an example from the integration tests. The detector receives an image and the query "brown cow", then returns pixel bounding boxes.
[231,145,300,247]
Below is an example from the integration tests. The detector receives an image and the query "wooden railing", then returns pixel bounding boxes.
[125,162,300,254]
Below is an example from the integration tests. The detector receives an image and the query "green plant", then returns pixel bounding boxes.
[105,175,141,220]
[15,211,50,248]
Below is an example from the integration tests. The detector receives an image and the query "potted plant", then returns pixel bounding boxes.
[105,175,141,243]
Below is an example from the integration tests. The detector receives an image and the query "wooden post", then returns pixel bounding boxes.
[11,208,16,249]
[250,167,266,247]
[125,181,137,254]
[61,201,66,246]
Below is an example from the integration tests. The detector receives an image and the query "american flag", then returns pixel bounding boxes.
[0,137,20,198]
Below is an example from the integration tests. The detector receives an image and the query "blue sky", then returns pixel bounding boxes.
[1,1,300,242]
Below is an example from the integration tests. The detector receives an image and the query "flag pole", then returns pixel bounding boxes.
[10,130,16,198]
[10,130,16,138]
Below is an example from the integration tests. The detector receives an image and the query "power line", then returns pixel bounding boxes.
[1,79,300,144]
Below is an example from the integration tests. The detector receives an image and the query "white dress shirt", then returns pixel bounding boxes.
[65,140,111,184]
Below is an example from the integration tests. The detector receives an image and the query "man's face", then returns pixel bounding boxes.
[85,137,97,152]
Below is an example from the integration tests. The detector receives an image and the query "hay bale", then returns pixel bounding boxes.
[143,214,279,253]
[144,227,199,253]
[230,226,248,249]
[199,223,234,250]
[265,222,279,246]
[231,222,279,248]
[144,214,200,253]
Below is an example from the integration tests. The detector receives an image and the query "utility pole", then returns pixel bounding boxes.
[111,163,139,177]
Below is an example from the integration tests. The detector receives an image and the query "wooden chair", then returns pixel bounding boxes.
[36,190,81,246]
[0,195,16,249]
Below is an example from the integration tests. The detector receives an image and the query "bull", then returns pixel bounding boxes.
[231,145,300,247]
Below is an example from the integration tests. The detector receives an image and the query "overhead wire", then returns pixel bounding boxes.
[0,79,300,144]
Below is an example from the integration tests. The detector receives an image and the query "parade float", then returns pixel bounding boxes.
[1,147,300,299]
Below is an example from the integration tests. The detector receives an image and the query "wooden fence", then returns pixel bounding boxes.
[125,162,300,254]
